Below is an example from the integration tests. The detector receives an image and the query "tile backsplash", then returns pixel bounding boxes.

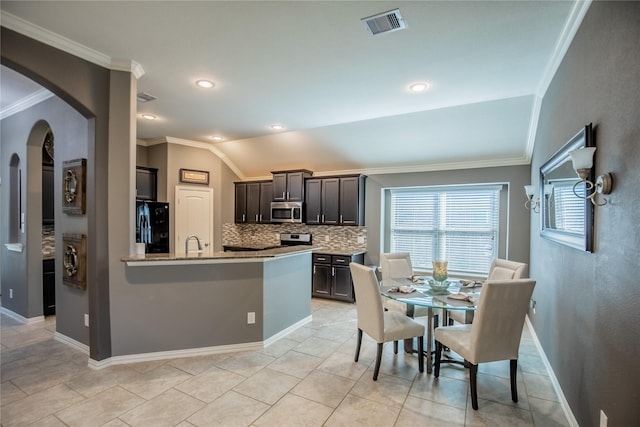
[223,223,367,252]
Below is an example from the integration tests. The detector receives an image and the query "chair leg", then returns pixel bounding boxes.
[373,343,383,381]
[434,340,442,377]
[355,329,363,362]
[417,336,424,373]
[394,340,398,354]
[470,363,479,410]
[510,359,518,403]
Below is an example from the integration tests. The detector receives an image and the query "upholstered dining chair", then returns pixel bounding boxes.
[379,253,429,318]
[434,278,536,410]
[448,258,527,325]
[350,263,425,380]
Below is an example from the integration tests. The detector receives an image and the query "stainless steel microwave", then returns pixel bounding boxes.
[271,201,303,223]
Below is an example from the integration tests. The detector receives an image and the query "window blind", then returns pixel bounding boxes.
[389,186,501,276]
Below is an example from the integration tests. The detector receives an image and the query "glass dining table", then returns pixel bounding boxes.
[380,277,480,374]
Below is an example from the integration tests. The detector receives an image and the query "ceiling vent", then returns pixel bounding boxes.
[362,8,406,36]
[136,92,157,103]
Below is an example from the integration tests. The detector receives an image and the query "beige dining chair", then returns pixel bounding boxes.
[350,263,425,380]
[448,258,527,325]
[379,253,429,318]
[434,278,536,410]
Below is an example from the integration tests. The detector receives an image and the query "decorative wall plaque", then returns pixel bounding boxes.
[62,233,87,290]
[62,158,86,215]
[179,168,209,185]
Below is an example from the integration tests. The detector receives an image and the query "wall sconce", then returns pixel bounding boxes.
[524,185,540,213]
[568,147,613,206]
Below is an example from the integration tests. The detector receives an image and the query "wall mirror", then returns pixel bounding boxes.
[539,124,594,252]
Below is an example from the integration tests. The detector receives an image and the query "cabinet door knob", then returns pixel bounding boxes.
[332,267,335,276]
[340,214,343,223]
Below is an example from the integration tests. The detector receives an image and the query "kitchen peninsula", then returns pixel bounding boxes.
[119,246,316,361]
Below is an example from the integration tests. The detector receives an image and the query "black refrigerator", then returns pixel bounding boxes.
[136,201,170,253]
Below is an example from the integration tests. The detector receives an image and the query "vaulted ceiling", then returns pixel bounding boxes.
[0,1,587,179]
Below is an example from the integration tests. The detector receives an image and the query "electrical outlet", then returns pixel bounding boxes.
[84,314,89,327]
[324,235,330,242]
[9,289,13,299]
[600,410,608,427]
[357,236,365,244]
[247,312,255,324]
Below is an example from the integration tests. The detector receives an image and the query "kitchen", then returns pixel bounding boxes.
[2,2,639,425]
[119,162,368,359]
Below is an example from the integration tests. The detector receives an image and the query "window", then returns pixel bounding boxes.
[387,185,502,276]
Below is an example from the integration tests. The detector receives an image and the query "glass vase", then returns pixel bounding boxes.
[432,261,448,283]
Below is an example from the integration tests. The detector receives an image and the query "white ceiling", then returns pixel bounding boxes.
[0,1,586,180]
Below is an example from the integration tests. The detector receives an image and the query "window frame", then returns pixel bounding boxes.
[382,183,508,278]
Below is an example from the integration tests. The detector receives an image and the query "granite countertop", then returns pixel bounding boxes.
[122,245,322,265]
[312,248,366,256]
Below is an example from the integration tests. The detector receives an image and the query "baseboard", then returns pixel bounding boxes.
[87,315,313,369]
[264,315,312,347]
[525,316,579,427]
[54,332,90,355]
[0,306,45,324]
[88,341,263,370]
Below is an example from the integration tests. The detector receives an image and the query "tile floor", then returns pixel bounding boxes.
[1,298,571,426]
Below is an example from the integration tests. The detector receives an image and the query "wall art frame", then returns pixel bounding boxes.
[179,168,209,185]
[62,233,87,290]
[62,158,86,215]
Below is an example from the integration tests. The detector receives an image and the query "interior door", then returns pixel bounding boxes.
[175,186,213,253]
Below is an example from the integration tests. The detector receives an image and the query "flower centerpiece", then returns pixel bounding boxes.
[428,261,450,293]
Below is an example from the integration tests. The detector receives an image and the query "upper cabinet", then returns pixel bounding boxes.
[306,175,366,226]
[136,166,158,201]
[235,181,272,223]
[272,170,312,202]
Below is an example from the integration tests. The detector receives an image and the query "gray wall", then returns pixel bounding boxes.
[1,27,134,360]
[364,165,532,271]
[529,2,640,426]
[1,96,89,334]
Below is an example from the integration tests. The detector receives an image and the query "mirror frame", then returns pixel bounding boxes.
[539,124,594,252]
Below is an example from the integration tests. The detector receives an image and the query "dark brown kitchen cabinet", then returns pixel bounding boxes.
[136,166,158,201]
[312,252,364,302]
[235,181,272,223]
[305,175,366,226]
[272,170,312,202]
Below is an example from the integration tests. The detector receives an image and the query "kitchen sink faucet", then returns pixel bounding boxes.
[185,235,203,254]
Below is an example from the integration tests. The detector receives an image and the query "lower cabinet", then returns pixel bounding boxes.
[312,252,364,302]
[43,259,55,316]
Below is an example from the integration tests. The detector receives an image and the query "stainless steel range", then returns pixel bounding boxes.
[280,232,312,246]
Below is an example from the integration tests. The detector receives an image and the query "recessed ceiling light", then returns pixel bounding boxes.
[211,135,224,141]
[141,113,157,120]
[271,124,285,130]
[409,82,430,93]
[196,79,215,89]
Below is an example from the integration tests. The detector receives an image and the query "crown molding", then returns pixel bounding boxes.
[526,0,592,165]
[140,136,246,180]
[535,0,592,98]
[1,11,145,79]
[0,88,54,120]
[524,95,543,163]
[328,156,531,177]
